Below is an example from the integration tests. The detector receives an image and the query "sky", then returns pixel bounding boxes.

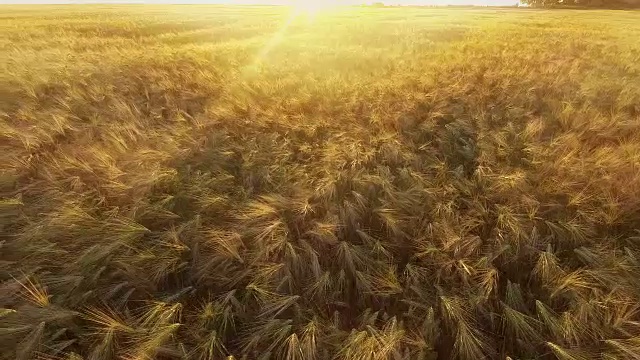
[1,0,520,5]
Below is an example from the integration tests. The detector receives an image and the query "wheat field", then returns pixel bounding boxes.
[2,5,640,360]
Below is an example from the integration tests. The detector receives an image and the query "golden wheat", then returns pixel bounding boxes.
[1,4,640,360]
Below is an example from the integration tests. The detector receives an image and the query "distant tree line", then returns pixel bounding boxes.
[522,0,640,8]
[368,0,639,8]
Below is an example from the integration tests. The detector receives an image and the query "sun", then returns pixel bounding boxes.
[291,0,340,15]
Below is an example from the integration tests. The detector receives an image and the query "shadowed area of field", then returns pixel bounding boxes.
[1,5,640,360]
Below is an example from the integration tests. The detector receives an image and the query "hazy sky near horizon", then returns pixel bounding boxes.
[1,0,520,6]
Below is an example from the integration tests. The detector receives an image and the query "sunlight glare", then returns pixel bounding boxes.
[291,0,341,15]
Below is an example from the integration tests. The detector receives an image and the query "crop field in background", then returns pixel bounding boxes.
[2,5,640,360]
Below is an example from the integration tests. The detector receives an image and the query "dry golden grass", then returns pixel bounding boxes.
[1,4,640,359]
